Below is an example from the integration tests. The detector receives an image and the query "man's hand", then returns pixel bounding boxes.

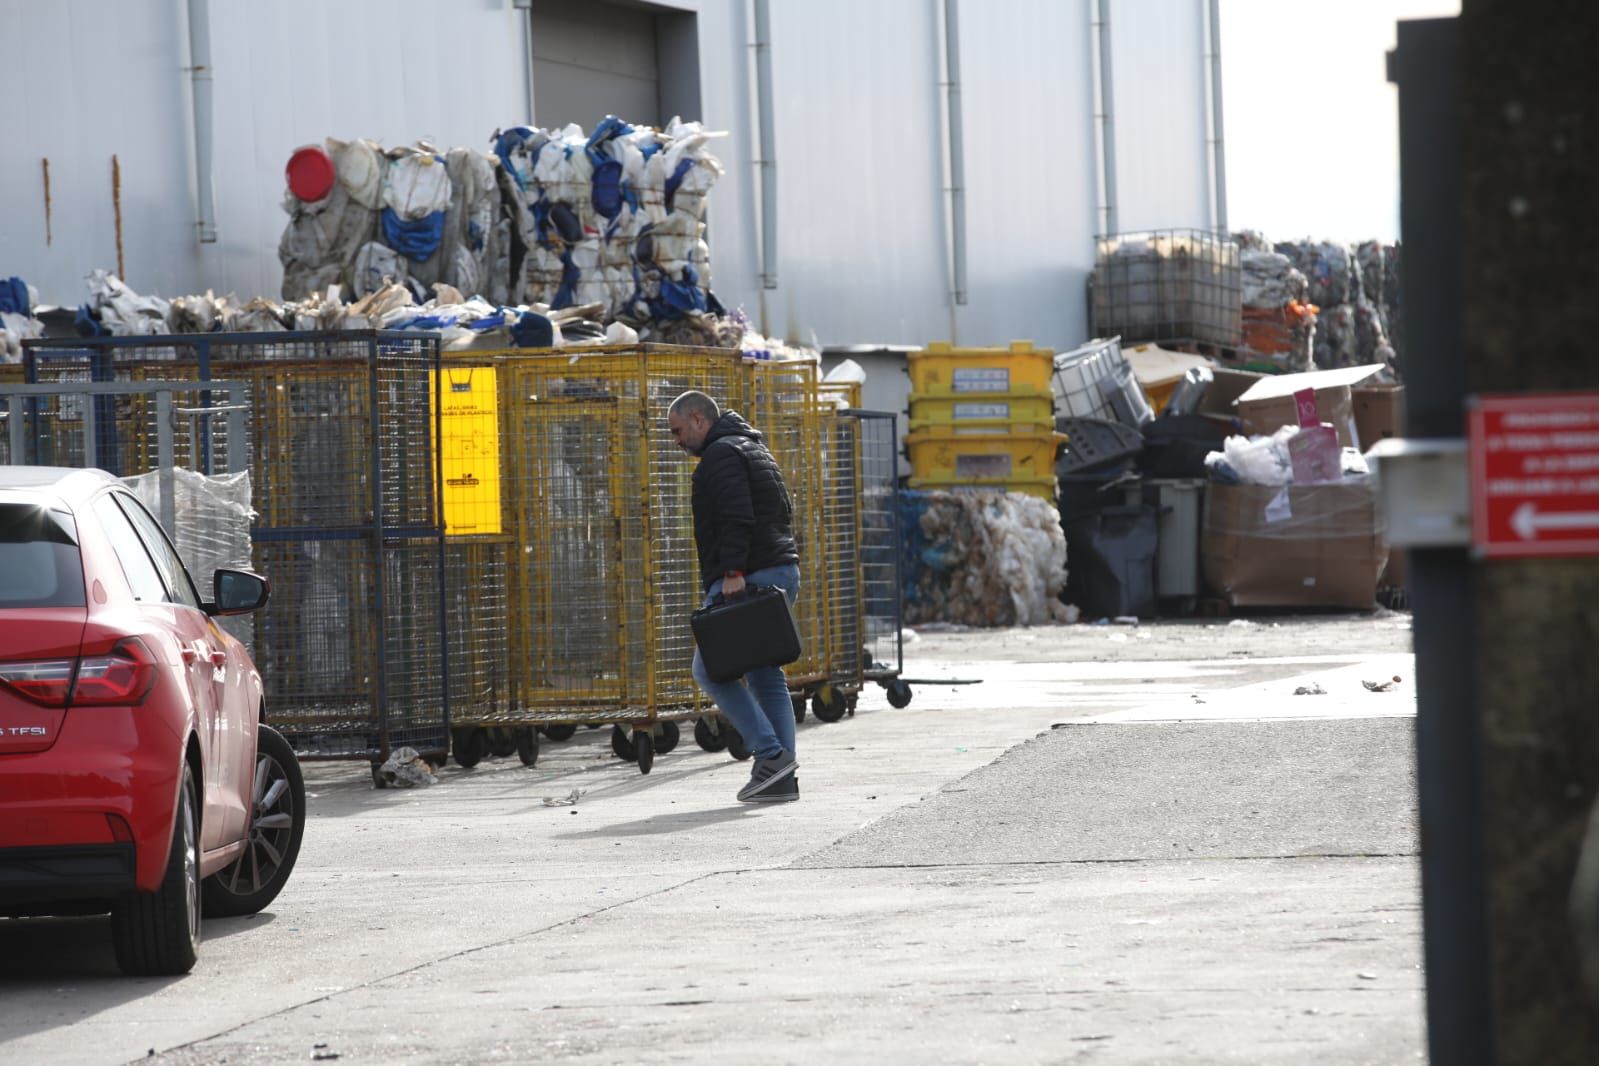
[721,573,747,598]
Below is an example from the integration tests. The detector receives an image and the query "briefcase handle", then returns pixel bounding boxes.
[708,582,779,607]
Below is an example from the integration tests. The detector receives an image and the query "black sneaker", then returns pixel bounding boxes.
[737,751,798,801]
[744,772,798,803]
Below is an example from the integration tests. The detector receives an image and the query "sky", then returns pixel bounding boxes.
[1220,0,1461,245]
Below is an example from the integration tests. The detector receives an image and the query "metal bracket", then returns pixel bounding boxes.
[1368,437,1470,547]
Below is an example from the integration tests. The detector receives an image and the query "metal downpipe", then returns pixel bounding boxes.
[1096,0,1119,237]
[943,0,968,307]
[1208,0,1229,233]
[754,0,778,293]
[187,0,217,243]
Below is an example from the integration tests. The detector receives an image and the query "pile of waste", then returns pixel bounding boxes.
[899,490,1070,627]
[495,116,724,323]
[1270,237,1398,371]
[71,270,810,359]
[1235,234,1316,373]
[0,276,43,363]
[280,138,511,306]
[277,116,724,334]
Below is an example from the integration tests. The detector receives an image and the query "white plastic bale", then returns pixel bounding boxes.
[123,469,257,648]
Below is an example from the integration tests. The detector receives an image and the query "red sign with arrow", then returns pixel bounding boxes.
[1470,392,1599,558]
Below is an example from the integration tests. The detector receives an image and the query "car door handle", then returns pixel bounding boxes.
[182,647,199,664]
[209,650,228,667]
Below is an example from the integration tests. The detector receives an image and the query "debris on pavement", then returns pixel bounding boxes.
[377,747,438,788]
[1362,675,1404,693]
[543,788,587,807]
[1294,682,1328,696]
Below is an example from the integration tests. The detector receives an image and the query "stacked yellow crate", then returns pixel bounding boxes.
[904,341,1064,500]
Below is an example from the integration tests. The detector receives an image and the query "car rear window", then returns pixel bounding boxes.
[0,503,86,608]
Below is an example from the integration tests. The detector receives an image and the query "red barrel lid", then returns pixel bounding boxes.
[286,145,336,202]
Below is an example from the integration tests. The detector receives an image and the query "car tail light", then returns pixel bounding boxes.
[71,639,158,706]
[0,638,157,708]
[0,658,76,706]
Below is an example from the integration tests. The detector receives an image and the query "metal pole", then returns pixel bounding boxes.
[186,0,218,243]
[156,389,176,535]
[1391,18,1494,1064]
[1207,0,1229,234]
[943,0,968,308]
[367,337,390,760]
[1096,0,1119,237]
[754,0,778,293]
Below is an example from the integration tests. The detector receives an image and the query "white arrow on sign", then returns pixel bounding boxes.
[1511,502,1599,540]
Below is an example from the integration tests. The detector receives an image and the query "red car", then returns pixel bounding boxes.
[0,467,304,975]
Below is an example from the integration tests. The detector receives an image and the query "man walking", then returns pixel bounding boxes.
[668,390,802,803]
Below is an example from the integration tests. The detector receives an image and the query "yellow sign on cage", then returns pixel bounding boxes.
[431,366,502,536]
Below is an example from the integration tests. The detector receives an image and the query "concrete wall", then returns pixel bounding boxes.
[0,0,1214,355]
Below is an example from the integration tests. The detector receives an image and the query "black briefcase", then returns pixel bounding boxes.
[690,584,803,683]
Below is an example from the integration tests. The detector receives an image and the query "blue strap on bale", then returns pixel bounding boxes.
[0,277,29,316]
[381,208,446,262]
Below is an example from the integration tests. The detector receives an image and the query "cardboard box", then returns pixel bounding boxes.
[1201,481,1389,609]
[1353,384,1406,451]
[1233,364,1387,449]
[1195,367,1266,433]
[1237,385,1357,448]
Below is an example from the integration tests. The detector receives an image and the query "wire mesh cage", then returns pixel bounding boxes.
[485,345,742,727]
[851,410,905,686]
[20,332,449,766]
[1091,229,1243,348]
[817,396,866,703]
[744,359,827,692]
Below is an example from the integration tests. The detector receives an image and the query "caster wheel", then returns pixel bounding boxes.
[792,693,807,726]
[487,728,516,758]
[886,680,913,709]
[846,693,858,717]
[515,727,540,767]
[370,763,389,789]
[654,720,680,754]
[726,726,751,761]
[635,731,654,774]
[812,685,847,723]
[543,723,578,743]
[694,717,728,752]
[451,727,485,769]
[611,724,636,761]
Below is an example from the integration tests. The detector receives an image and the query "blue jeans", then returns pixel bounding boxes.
[691,563,800,761]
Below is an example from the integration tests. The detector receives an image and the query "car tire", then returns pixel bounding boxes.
[201,725,306,918]
[112,763,201,976]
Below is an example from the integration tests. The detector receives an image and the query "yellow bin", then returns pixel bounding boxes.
[905,428,1066,484]
[908,387,1055,435]
[907,341,1055,397]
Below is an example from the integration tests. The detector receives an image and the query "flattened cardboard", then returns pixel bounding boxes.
[1201,481,1388,609]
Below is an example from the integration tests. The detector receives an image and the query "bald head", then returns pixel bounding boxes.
[667,391,721,456]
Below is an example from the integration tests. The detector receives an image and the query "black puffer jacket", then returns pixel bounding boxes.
[691,411,798,590]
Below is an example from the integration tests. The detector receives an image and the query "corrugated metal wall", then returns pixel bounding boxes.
[0,0,1213,352]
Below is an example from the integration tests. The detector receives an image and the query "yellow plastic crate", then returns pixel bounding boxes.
[907,340,1054,397]
[905,428,1066,484]
[908,387,1055,435]
[907,475,1058,501]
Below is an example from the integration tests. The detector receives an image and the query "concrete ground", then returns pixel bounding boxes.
[0,612,1423,1065]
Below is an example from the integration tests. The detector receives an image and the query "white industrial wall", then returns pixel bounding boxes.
[0,0,1215,353]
